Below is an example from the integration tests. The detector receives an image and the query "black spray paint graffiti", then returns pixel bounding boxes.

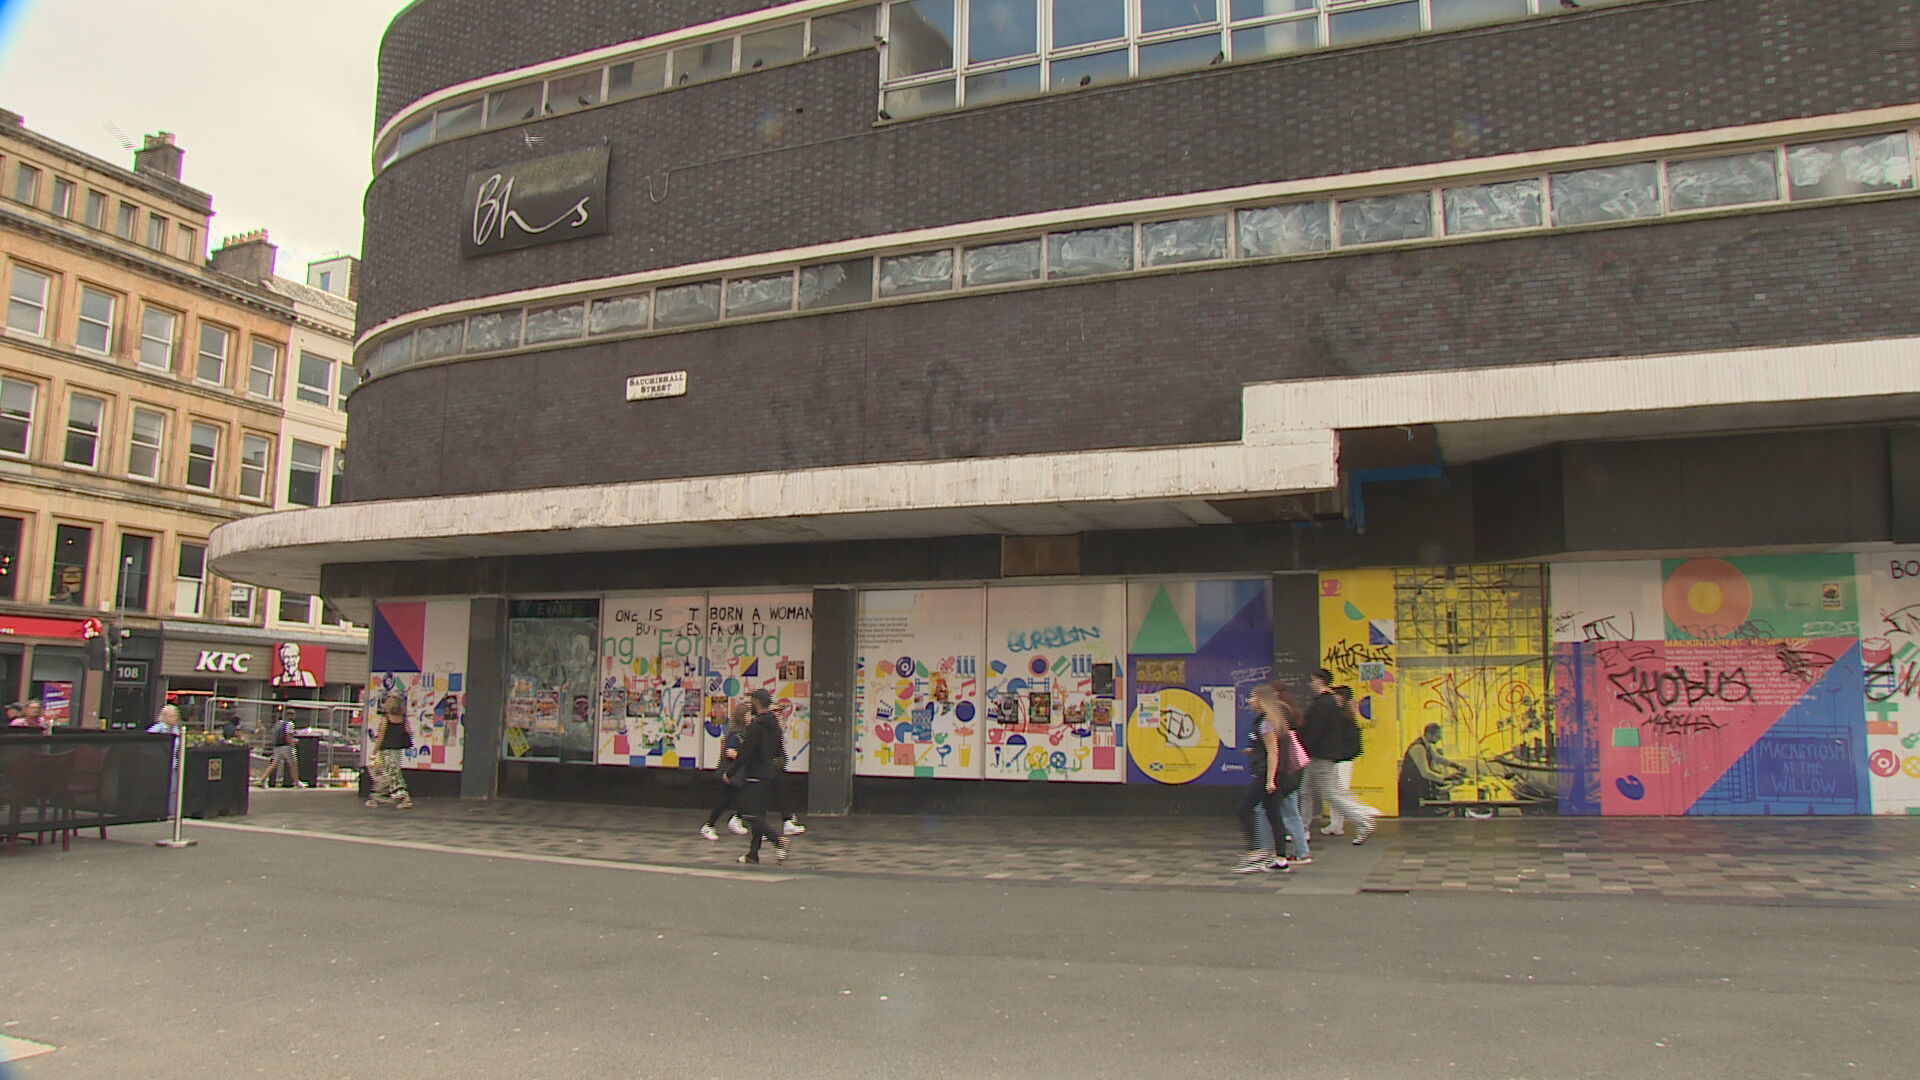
[1322,641,1394,679]
[1776,647,1838,685]
[1607,662,1753,715]
[1641,711,1726,736]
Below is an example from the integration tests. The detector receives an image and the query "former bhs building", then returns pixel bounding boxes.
[214,0,1920,817]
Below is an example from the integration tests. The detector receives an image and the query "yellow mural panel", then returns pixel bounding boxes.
[1393,565,1555,817]
[1317,569,1402,815]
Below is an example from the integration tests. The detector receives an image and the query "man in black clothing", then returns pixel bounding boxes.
[1299,668,1378,844]
[736,689,791,864]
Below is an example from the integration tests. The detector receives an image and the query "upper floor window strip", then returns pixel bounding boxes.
[372,0,1630,170]
[354,122,1919,385]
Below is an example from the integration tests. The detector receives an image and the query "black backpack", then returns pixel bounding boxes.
[1335,708,1364,762]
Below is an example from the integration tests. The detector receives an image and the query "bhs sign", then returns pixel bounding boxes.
[462,144,610,257]
[196,650,253,673]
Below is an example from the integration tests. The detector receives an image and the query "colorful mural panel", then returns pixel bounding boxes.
[855,589,985,779]
[984,584,1126,783]
[1862,547,1920,814]
[1317,569,1400,813]
[700,593,813,772]
[368,600,469,772]
[597,595,707,768]
[1124,579,1272,786]
[1555,555,1871,816]
[1394,565,1555,817]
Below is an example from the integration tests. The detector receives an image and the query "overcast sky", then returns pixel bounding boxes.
[0,0,412,279]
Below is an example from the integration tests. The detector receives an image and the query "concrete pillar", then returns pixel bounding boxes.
[806,587,856,817]
[460,597,507,799]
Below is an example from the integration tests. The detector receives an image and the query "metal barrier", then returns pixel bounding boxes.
[177,697,366,789]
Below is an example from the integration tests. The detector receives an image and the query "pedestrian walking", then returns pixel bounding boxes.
[734,689,790,865]
[365,693,414,810]
[1322,685,1363,837]
[1300,668,1378,844]
[1232,681,1309,873]
[260,711,301,788]
[700,701,753,839]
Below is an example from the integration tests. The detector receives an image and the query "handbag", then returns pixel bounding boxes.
[1283,728,1310,775]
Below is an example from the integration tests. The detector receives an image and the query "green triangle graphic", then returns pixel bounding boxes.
[1131,585,1195,654]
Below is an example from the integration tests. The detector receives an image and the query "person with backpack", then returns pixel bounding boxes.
[733,689,791,865]
[1232,681,1309,873]
[1299,668,1378,844]
[1322,685,1366,836]
[700,701,754,840]
[261,710,301,788]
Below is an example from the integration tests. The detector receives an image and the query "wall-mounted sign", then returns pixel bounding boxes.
[271,642,326,688]
[463,144,610,257]
[114,659,150,685]
[626,370,688,402]
[195,650,253,674]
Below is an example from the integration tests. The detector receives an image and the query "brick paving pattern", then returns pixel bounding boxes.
[218,791,1920,903]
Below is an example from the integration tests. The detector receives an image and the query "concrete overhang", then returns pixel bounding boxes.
[210,339,1920,597]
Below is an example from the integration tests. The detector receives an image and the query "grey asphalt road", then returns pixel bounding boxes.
[2,822,1911,1080]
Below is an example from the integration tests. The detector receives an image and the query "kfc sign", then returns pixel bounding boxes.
[196,650,253,673]
[271,642,326,688]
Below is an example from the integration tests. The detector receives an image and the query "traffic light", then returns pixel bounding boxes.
[84,635,109,670]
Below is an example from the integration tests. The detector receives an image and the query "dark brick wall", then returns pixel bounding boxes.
[359,0,1920,330]
[346,196,1920,500]
[375,0,772,129]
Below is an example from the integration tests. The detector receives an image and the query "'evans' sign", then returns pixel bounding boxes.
[463,144,609,257]
[195,650,253,673]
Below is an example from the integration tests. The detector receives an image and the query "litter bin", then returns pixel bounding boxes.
[184,745,251,818]
[294,731,324,787]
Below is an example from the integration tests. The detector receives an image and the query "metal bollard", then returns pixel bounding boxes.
[155,731,197,850]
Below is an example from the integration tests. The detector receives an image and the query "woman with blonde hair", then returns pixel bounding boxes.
[1235,681,1309,873]
[366,693,414,810]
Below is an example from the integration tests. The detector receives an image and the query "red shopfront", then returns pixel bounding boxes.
[0,614,96,725]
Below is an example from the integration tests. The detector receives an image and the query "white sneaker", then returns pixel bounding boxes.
[726,816,748,835]
[782,821,806,836]
[1321,824,1344,836]
[699,824,719,840]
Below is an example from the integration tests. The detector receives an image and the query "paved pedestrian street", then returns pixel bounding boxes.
[3,793,1916,1080]
[216,790,1920,902]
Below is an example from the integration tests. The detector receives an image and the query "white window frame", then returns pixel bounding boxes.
[139,306,178,370]
[145,213,168,250]
[287,440,327,507]
[174,540,207,617]
[185,420,222,492]
[228,581,256,623]
[114,201,138,240]
[196,323,231,386]
[239,432,271,501]
[83,190,107,229]
[12,162,41,206]
[295,352,335,406]
[127,406,167,481]
[7,264,52,338]
[276,590,315,626]
[75,285,117,355]
[249,340,280,399]
[50,177,74,218]
[63,392,107,470]
[0,375,38,459]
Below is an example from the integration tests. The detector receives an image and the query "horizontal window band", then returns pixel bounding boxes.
[353,108,1920,389]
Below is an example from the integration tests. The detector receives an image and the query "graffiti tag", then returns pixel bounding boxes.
[1006,626,1101,653]
[1775,647,1837,685]
[1607,662,1753,714]
[1322,641,1394,677]
[1641,711,1725,736]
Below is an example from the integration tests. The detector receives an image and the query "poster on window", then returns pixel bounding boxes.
[504,599,600,761]
[369,600,469,771]
[699,593,813,772]
[857,588,985,779]
[598,594,706,767]
[1125,579,1273,786]
[984,583,1126,783]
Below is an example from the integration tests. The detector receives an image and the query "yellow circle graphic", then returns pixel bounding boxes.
[1687,581,1724,615]
[1128,687,1222,785]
